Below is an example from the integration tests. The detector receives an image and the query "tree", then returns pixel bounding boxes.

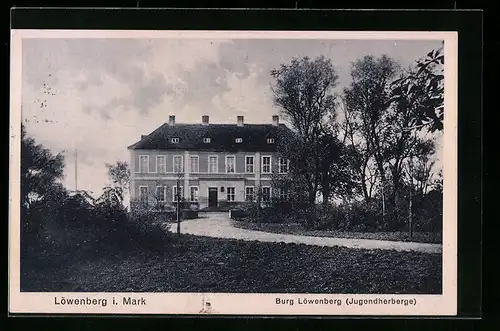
[270,55,339,207]
[339,95,377,200]
[21,124,66,211]
[105,160,130,207]
[383,85,436,210]
[317,133,360,206]
[390,46,444,133]
[95,186,125,212]
[343,55,400,219]
[105,161,130,191]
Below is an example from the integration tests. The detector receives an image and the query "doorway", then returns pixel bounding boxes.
[208,187,218,208]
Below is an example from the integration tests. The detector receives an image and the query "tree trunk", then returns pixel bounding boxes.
[321,181,330,208]
[409,187,413,238]
[176,180,180,236]
[381,181,386,226]
[390,168,402,210]
[360,161,369,200]
[373,154,387,223]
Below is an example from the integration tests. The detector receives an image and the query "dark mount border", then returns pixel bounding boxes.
[8,7,482,325]
[11,8,479,31]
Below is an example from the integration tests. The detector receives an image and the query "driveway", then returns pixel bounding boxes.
[171,212,442,254]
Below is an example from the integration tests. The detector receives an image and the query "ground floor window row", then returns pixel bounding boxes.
[138,185,290,204]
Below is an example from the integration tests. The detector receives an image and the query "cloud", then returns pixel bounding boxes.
[22,39,174,119]
[20,37,443,197]
[215,39,444,93]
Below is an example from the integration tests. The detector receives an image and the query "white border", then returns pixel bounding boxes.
[9,29,458,316]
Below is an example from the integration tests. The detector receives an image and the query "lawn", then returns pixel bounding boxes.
[231,220,442,244]
[21,234,442,294]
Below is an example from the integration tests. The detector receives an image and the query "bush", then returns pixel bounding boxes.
[124,212,175,252]
[229,209,249,220]
[21,189,178,270]
[182,210,198,219]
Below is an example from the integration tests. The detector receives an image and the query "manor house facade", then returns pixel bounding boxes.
[128,115,292,210]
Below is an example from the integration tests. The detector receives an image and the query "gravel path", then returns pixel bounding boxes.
[171,212,442,254]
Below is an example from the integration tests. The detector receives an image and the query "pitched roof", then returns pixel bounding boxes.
[127,123,295,152]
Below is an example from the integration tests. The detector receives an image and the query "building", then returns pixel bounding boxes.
[127,115,293,210]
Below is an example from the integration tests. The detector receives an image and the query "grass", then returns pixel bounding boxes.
[231,220,442,244]
[21,234,442,294]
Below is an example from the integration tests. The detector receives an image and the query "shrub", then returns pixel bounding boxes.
[229,209,250,220]
[182,210,198,219]
[124,212,175,253]
[21,188,178,269]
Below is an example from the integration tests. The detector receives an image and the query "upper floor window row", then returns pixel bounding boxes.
[137,154,289,174]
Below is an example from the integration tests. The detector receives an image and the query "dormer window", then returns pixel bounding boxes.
[171,137,179,143]
[267,138,275,144]
[235,138,243,143]
[203,137,211,143]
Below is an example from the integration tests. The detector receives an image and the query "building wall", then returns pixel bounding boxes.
[129,149,286,208]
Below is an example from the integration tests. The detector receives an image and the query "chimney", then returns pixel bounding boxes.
[237,116,244,127]
[168,115,175,125]
[202,115,209,125]
[272,115,279,126]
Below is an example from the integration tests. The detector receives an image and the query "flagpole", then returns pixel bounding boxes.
[75,148,78,192]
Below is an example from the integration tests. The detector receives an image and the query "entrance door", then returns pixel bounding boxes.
[208,187,218,208]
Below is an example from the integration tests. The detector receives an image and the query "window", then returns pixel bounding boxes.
[171,137,179,143]
[227,187,235,202]
[226,155,235,173]
[245,156,254,173]
[173,186,183,202]
[279,158,289,174]
[208,156,218,173]
[190,186,199,202]
[139,155,149,173]
[235,138,243,143]
[267,138,275,144]
[139,186,148,205]
[262,187,271,203]
[190,156,199,173]
[279,187,289,200]
[262,156,271,174]
[173,155,183,173]
[156,186,166,202]
[156,155,166,173]
[203,137,211,143]
[245,186,254,202]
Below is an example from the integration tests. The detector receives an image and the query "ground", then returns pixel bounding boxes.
[21,234,442,294]
[174,212,442,253]
[20,212,443,294]
[231,219,442,244]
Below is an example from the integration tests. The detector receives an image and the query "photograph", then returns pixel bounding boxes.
[9,29,457,315]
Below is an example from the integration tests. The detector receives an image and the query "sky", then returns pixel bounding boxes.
[21,37,443,197]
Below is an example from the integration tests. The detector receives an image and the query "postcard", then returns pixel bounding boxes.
[9,29,458,315]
